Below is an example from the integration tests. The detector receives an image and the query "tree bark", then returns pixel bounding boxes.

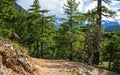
[92,0,102,65]
[40,13,44,58]
[69,42,73,61]
[108,52,112,69]
[40,42,44,58]
[36,40,39,58]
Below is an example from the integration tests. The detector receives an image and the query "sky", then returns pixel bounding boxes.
[17,0,120,22]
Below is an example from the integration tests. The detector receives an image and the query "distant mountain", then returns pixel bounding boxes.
[102,20,120,28]
[102,20,120,32]
[14,2,27,12]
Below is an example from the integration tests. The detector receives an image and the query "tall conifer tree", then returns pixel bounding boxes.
[58,0,84,61]
[28,0,55,58]
[83,0,116,65]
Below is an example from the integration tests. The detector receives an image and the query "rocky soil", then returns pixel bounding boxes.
[0,38,36,75]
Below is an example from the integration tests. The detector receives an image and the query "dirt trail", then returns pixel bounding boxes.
[32,58,120,75]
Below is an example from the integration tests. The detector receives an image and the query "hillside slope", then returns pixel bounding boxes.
[0,38,119,75]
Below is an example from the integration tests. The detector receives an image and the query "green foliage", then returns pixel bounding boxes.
[0,0,28,39]
[97,64,108,70]
[102,32,120,73]
[81,0,117,66]
[54,0,84,61]
[0,0,16,37]
[101,6,116,17]
[0,36,28,53]
[55,25,84,61]
[27,0,56,58]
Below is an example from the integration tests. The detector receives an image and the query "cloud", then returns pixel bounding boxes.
[111,1,120,6]
[16,0,34,10]
[17,0,85,17]
[39,0,66,17]
[17,0,120,22]
[39,0,85,17]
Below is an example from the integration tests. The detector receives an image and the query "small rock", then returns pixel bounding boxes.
[82,72,88,75]
[16,49,23,56]
[0,56,3,69]
[64,68,70,72]
[0,56,8,75]
[4,44,13,50]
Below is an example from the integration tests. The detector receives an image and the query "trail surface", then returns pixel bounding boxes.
[31,58,119,75]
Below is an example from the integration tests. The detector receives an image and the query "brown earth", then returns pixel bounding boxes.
[29,58,120,75]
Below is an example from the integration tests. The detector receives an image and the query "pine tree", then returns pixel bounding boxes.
[83,10,97,65]
[57,0,84,61]
[93,0,117,65]
[28,0,55,58]
[84,0,116,65]
[103,32,120,73]
[0,0,17,37]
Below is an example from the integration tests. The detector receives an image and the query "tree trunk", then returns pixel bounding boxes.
[40,42,44,58]
[40,13,44,58]
[93,51,100,65]
[93,0,102,65]
[69,42,73,61]
[108,52,112,69]
[36,40,39,58]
